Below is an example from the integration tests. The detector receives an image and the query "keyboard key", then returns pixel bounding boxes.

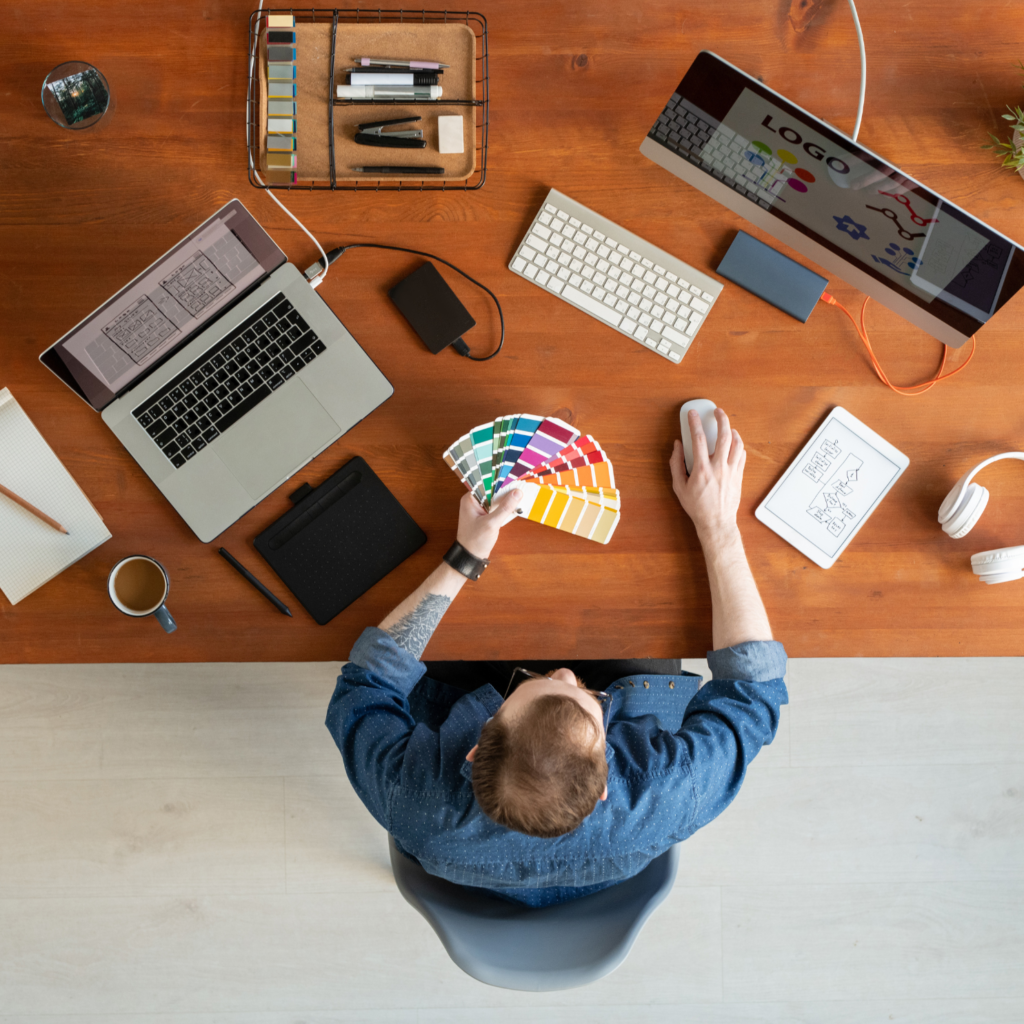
[525,264,539,279]
[702,291,715,302]
[662,325,688,346]
[155,427,176,447]
[639,313,653,327]
[690,297,710,314]
[634,326,649,342]
[301,349,316,364]
[312,340,326,355]
[281,364,295,380]
[657,339,672,354]
[621,318,637,336]
[521,246,536,262]
[537,270,550,286]
[290,357,304,372]
[563,284,623,328]
[192,438,207,453]
[170,452,186,468]
[548,278,564,294]
[182,444,196,460]
[669,351,682,363]
[202,427,219,443]
[268,374,284,390]
[544,203,556,213]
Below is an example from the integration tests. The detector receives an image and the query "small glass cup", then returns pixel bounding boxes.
[41,61,111,130]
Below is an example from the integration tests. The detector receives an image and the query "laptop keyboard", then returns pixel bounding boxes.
[132,294,326,469]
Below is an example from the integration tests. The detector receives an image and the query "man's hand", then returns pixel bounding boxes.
[669,408,745,545]
[457,486,524,560]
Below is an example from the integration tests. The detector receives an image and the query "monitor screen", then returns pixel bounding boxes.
[40,199,286,410]
[640,52,1024,345]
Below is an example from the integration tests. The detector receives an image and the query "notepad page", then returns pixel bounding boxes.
[0,388,112,605]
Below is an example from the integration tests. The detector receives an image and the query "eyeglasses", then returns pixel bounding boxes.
[505,667,612,730]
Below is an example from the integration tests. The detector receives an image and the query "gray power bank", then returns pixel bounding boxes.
[717,230,827,323]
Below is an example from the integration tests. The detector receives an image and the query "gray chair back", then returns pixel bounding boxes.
[389,837,679,991]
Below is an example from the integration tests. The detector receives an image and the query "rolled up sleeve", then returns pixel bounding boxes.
[325,628,427,829]
[675,640,788,832]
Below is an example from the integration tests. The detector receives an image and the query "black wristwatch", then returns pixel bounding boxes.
[443,541,490,581]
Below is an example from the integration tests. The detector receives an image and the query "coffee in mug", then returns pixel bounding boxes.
[107,555,177,633]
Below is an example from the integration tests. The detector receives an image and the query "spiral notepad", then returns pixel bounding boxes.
[0,388,111,604]
[443,414,620,544]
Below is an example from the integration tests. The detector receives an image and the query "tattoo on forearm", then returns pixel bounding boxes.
[384,594,452,658]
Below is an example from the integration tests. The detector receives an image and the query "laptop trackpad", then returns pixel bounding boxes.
[213,382,339,499]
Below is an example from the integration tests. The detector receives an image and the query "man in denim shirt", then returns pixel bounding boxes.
[326,409,787,905]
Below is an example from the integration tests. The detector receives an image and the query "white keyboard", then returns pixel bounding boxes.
[508,187,724,364]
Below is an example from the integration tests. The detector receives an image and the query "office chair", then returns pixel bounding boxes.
[388,836,680,991]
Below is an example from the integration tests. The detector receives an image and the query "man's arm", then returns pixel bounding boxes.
[377,485,523,659]
[669,408,773,648]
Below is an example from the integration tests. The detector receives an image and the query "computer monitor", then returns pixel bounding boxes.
[640,51,1024,347]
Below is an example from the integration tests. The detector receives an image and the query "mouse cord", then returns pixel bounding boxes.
[246,1,331,288]
[307,243,505,361]
[820,292,976,395]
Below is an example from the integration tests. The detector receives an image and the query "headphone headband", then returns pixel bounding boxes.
[937,451,1024,525]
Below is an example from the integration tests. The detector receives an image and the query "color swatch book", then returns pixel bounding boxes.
[443,414,620,544]
[0,388,112,605]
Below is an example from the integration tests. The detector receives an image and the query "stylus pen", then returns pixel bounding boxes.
[356,57,450,69]
[218,547,292,617]
[351,166,445,175]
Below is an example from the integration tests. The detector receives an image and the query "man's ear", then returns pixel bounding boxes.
[465,744,478,762]
[600,785,608,801]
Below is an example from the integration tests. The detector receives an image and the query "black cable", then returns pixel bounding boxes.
[311,243,504,362]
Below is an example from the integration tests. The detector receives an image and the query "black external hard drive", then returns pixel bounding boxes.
[388,261,476,353]
[717,230,828,323]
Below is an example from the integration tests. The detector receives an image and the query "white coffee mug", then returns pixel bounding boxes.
[107,555,177,633]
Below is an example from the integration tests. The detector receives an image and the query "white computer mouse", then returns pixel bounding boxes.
[679,399,718,474]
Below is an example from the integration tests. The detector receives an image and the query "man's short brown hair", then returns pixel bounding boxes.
[471,694,608,838]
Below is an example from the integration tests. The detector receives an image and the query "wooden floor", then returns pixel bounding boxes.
[1,657,1022,1021]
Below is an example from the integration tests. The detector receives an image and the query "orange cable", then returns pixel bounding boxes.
[820,293,976,396]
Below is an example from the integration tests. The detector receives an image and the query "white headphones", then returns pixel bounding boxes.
[937,452,1024,584]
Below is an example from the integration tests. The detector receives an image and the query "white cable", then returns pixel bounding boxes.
[846,0,867,141]
[246,0,330,287]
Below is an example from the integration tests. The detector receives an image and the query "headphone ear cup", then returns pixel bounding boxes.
[971,544,1024,584]
[942,484,989,539]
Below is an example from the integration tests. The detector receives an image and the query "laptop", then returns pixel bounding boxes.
[40,199,393,542]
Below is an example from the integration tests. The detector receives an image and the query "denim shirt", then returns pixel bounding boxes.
[326,627,788,905]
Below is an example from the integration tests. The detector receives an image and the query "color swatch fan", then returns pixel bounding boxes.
[443,415,620,544]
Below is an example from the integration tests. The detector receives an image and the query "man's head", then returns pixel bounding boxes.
[466,669,609,838]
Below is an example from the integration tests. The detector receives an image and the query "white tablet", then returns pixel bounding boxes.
[755,407,909,569]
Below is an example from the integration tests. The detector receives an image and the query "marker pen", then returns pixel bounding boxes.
[337,85,442,100]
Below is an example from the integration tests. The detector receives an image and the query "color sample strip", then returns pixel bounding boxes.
[495,414,543,490]
[505,418,581,483]
[531,460,616,490]
[268,30,296,44]
[518,484,620,544]
[546,484,621,510]
[268,81,297,98]
[470,422,495,504]
[267,14,295,28]
[526,435,602,478]
[266,152,297,169]
[267,117,296,134]
[268,63,297,80]
[489,414,516,502]
[268,100,297,117]
[267,45,297,63]
[267,135,296,151]
[522,443,609,482]
[443,434,486,504]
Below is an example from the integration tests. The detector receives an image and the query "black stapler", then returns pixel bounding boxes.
[353,116,426,149]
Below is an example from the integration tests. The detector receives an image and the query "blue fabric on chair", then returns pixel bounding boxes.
[388,835,680,991]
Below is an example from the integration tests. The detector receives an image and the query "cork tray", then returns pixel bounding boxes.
[258,20,477,183]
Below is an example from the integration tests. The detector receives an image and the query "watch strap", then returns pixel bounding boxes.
[443,541,489,581]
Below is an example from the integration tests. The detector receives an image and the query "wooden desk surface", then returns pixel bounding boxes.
[4,0,1024,662]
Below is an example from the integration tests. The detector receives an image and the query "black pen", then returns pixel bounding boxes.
[351,165,446,175]
[218,547,292,617]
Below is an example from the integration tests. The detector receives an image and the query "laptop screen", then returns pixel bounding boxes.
[40,200,286,411]
[644,52,1024,342]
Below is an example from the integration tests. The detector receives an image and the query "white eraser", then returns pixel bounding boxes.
[437,115,464,154]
